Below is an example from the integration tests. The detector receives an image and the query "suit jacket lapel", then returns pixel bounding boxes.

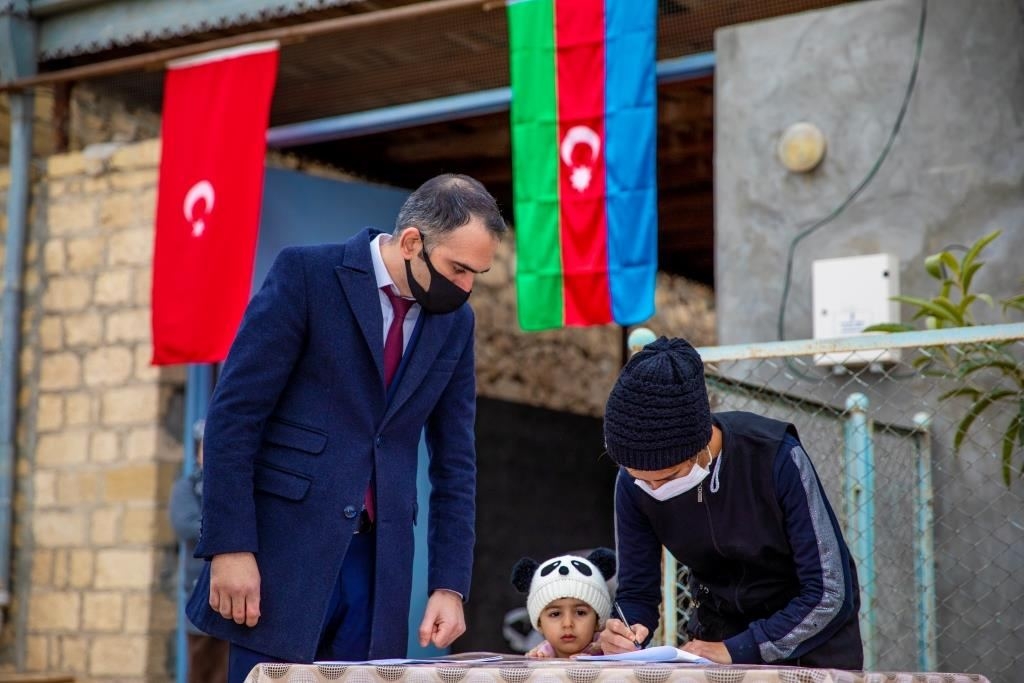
[335,229,385,385]
[382,310,454,423]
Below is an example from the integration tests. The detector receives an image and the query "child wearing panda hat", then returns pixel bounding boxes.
[510,548,616,658]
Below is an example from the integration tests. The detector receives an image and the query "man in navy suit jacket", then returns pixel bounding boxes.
[186,174,507,680]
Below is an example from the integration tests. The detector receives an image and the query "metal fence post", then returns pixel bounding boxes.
[843,392,876,669]
[912,412,937,671]
[177,363,214,683]
[661,551,678,646]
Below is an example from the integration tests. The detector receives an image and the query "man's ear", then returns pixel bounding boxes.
[397,226,422,257]
[510,558,539,594]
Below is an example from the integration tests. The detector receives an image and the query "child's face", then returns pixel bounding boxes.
[538,598,599,658]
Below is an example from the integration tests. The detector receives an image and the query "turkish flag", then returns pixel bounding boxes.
[151,42,279,365]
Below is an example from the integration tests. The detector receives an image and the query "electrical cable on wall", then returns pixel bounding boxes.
[776,0,929,347]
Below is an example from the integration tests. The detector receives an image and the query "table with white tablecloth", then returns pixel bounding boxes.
[245,659,991,683]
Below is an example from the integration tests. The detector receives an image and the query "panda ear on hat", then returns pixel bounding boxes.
[510,557,539,594]
[586,547,616,581]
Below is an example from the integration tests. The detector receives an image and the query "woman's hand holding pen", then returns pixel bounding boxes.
[598,618,650,654]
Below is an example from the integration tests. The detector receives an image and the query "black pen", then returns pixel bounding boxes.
[613,600,642,649]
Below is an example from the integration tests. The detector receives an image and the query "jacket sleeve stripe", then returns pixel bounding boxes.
[757,443,847,662]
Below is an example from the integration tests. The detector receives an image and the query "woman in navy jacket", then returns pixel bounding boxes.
[598,337,863,669]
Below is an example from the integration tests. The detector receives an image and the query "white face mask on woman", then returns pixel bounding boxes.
[633,447,720,502]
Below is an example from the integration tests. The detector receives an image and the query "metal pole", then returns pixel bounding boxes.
[176,363,215,683]
[843,392,875,669]
[697,323,1024,363]
[267,87,512,148]
[0,89,33,619]
[912,412,937,672]
[0,0,494,92]
[265,52,716,147]
[661,551,678,646]
[1,1,37,640]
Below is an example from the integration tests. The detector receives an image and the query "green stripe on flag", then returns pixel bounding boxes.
[509,0,563,331]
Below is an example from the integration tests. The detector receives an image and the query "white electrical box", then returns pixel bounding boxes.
[812,253,901,367]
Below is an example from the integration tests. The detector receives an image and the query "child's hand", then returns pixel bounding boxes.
[525,644,552,658]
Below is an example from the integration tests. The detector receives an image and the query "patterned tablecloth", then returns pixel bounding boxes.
[245,660,991,683]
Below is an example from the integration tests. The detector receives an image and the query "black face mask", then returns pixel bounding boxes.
[404,235,471,315]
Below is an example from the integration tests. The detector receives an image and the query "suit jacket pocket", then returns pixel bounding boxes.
[254,462,312,501]
[263,418,327,454]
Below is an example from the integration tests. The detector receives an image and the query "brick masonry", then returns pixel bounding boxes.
[1,138,184,682]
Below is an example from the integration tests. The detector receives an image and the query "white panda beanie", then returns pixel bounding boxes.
[525,554,612,630]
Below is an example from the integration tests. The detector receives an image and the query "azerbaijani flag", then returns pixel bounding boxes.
[509,0,658,331]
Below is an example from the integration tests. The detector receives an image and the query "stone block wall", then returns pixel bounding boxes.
[0,86,162,165]
[474,241,716,417]
[0,89,63,162]
[1,139,184,681]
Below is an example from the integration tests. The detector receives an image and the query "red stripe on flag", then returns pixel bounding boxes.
[151,45,278,365]
[555,0,612,326]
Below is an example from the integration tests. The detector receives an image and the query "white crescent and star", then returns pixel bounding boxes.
[183,180,216,237]
[559,125,602,192]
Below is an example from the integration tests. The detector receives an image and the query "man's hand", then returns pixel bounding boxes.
[418,590,466,648]
[598,618,650,654]
[681,639,732,664]
[210,552,261,627]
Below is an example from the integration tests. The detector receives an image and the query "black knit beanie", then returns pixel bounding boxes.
[603,337,711,471]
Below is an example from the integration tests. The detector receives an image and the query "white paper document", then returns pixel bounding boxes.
[315,655,503,666]
[575,645,711,664]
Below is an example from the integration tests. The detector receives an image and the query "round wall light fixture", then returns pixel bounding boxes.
[777,121,826,173]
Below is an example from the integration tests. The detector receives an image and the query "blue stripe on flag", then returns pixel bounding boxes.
[603,0,658,325]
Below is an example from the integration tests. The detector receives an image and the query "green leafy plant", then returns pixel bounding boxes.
[866,230,1024,485]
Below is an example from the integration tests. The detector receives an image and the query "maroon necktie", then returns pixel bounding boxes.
[365,286,414,522]
[381,286,415,388]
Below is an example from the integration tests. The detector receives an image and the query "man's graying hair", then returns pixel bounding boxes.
[394,174,507,240]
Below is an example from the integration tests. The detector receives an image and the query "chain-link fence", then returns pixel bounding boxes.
[658,323,1024,682]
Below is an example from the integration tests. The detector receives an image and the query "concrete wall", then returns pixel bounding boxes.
[714,2,1024,681]
[715,0,1024,344]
